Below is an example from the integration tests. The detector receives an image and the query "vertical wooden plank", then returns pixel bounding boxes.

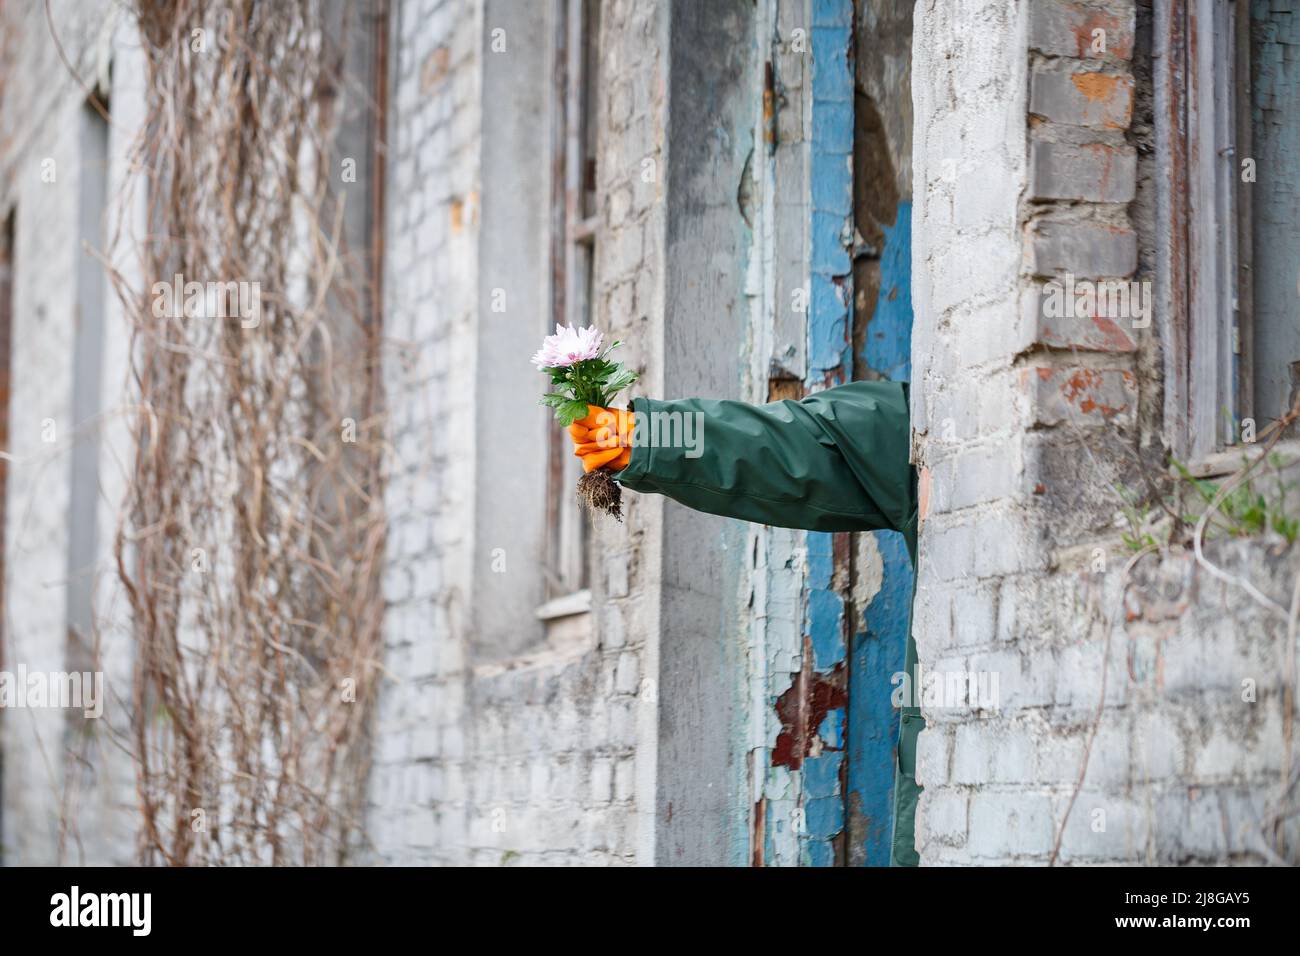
[1214,0,1237,444]
[1233,0,1253,426]
[845,0,913,868]
[1187,0,1218,457]
[1156,0,1193,459]
[751,0,812,869]
[797,0,855,868]
[1187,0,1240,455]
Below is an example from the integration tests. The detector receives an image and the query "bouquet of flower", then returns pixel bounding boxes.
[532,324,639,518]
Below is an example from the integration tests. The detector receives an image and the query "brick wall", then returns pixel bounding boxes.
[369,0,482,864]
[586,0,669,865]
[0,0,139,865]
[911,0,1298,864]
[369,0,667,865]
[0,0,83,861]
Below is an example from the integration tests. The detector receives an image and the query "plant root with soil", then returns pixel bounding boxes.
[577,470,623,521]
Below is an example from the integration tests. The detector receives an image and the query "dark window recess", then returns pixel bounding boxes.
[1244,2,1300,437]
[65,98,110,677]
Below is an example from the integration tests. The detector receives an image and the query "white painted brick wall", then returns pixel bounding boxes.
[912,0,1299,865]
[0,0,139,866]
[368,0,666,866]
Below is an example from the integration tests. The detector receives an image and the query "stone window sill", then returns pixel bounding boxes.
[535,588,591,621]
[1176,438,1300,480]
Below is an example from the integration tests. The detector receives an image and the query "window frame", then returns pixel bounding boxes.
[1162,0,1297,467]
[543,0,601,601]
[1163,0,1241,462]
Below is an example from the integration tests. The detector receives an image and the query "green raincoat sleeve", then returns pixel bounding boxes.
[618,380,918,555]
[615,379,923,866]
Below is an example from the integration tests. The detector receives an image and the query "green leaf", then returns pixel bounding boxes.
[555,399,591,427]
[606,366,638,393]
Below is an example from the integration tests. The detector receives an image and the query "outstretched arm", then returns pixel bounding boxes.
[572,380,917,549]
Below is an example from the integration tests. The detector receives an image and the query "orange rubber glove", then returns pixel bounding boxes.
[568,405,635,473]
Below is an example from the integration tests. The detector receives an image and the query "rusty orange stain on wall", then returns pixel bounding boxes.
[1071,71,1122,102]
[1090,314,1136,351]
[1061,368,1128,418]
[1064,368,1103,398]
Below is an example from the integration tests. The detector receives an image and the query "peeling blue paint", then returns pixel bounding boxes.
[810,0,852,28]
[818,708,844,749]
[809,281,849,373]
[775,0,915,870]
[847,531,913,865]
[807,590,846,671]
[811,102,854,151]
[803,752,846,866]
[846,193,915,867]
[791,0,855,867]
[804,750,844,798]
[808,0,854,387]
[863,202,914,382]
[802,528,847,859]
[803,834,836,867]
[806,533,846,670]
[810,214,851,271]
[811,166,852,217]
[805,789,845,834]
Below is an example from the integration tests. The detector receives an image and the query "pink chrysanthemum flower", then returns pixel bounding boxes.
[530,323,604,369]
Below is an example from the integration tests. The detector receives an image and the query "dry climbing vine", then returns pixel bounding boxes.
[108,0,387,864]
